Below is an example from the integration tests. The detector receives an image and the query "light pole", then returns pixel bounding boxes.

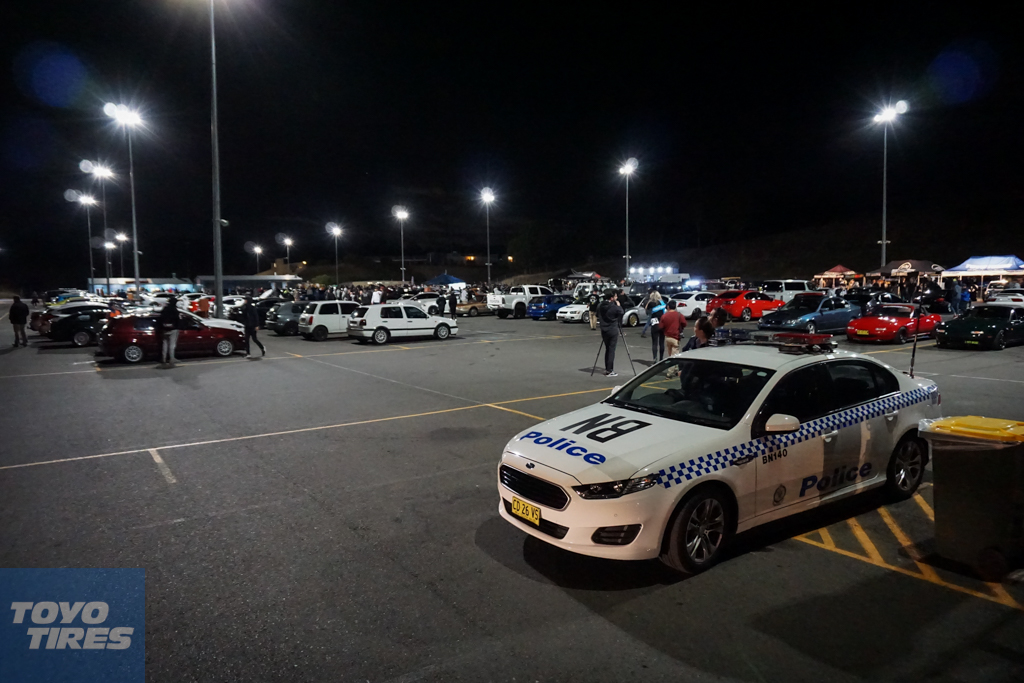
[207,0,226,319]
[82,161,113,243]
[116,233,128,279]
[391,206,409,283]
[283,237,293,272]
[104,242,115,296]
[873,101,907,268]
[618,158,638,280]
[481,188,495,284]
[65,191,97,290]
[104,103,143,298]
[254,245,263,274]
[327,223,342,284]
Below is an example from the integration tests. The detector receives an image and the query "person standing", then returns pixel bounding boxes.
[448,290,458,320]
[241,297,266,358]
[436,292,447,317]
[639,288,662,339]
[952,279,963,315]
[9,295,29,347]
[158,297,183,366]
[649,298,667,362]
[587,292,600,331]
[371,287,383,305]
[659,300,686,357]
[598,291,623,377]
[197,296,211,319]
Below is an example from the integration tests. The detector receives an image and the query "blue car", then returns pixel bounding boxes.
[758,293,859,334]
[527,294,574,320]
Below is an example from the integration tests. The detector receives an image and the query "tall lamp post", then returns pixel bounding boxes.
[283,237,293,273]
[873,101,908,268]
[253,245,263,274]
[327,223,342,284]
[104,103,143,298]
[82,161,113,242]
[207,0,226,319]
[103,242,115,296]
[116,233,128,279]
[480,188,495,284]
[65,192,97,290]
[618,158,638,280]
[391,206,409,283]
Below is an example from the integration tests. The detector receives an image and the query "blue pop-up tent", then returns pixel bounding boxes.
[944,255,1024,277]
[423,273,465,287]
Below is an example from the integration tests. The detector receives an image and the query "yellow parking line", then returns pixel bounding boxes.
[988,583,1023,609]
[913,493,935,521]
[487,404,544,421]
[877,507,941,581]
[493,387,611,405]
[847,518,885,563]
[818,527,836,549]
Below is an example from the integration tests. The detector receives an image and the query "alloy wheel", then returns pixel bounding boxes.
[893,440,924,493]
[684,498,725,564]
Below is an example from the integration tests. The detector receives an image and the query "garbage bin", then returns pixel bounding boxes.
[919,416,1024,580]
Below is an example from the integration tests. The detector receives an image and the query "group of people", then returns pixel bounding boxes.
[589,288,725,377]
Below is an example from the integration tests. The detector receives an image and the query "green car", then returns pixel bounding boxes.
[935,304,1024,350]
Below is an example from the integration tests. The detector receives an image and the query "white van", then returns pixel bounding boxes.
[298,301,361,341]
[762,279,814,303]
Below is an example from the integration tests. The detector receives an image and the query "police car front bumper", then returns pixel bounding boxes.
[496,456,667,561]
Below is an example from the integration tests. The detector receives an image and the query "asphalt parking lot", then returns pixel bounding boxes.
[2,304,1023,682]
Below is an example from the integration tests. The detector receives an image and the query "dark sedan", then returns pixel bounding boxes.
[936,304,1024,350]
[843,290,905,316]
[46,308,111,347]
[758,293,858,333]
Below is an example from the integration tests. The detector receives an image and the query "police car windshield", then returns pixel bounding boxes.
[607,359,775,430]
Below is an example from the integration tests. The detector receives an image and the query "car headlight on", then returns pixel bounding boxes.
[572,473,661,499]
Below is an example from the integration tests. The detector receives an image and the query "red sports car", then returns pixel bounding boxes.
[97,314,245,363]
[707,290,783,322]
[845,305,942,344]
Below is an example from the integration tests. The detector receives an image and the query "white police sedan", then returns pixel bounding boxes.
[497,336,939,574]
[348,303,457,344]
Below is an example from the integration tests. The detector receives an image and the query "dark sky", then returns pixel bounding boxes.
[2,2,1022,287]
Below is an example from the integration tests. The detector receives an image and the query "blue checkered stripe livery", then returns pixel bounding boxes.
[657,386,936,489]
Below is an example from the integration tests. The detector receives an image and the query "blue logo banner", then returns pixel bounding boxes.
[0,568,145,683]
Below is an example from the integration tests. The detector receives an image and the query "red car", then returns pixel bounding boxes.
[845,305,942,344]
[97,314,245,363]
[707,290,783,322]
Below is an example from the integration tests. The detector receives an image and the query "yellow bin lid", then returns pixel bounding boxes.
[925,416,1024,442]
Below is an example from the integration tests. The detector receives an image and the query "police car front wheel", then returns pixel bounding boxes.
[661,487,735,574]
[885,435,926,500]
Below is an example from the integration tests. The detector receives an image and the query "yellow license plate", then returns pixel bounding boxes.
[856,330,870,336]
[511,496,541,525]
[966,340,979,345]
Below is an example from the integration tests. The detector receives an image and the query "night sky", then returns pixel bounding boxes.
[2,2,1022,288]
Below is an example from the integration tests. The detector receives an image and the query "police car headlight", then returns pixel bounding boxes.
[573,474,661,499]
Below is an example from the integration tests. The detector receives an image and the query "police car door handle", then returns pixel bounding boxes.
[821,430,839,442]
[884,410,899,420]
[730,455,756,466]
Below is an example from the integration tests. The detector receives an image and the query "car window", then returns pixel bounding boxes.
[319,303,339,315]
[133,318,157,331]
[304,303,318,314]
[609,359,775,430]
[782,294,823,312]
[785,282,807,291]
[820,299,836,311]
[404,306,428,319]
[757,365,832,426]
[291,304,304,314]
[529,296,545,304]
[340,302,359,315]
[674,293,694,301]
[619,296,635,308]
[511,287,524,294]
[719,291,743,299]
[869,363,901,395]
[825,361,888,409]
[381,306,404,319]
[353,307,368,317]
[763,282,783,292]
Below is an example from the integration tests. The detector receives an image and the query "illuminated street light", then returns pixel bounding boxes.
[115,233,128,278]
[254,245,263,273]
[480,188,495,284]
[104,102,144,297]
[391,206,409,283]
[65,191,97,289]
[327,222,343,284]
[81,160,114,258]
[618,158,638,279]
[283,237,293,272]
[103,242,115,296]
[873,100,908,267]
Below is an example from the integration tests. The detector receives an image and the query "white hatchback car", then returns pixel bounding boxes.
[497,339,939,574]
[298,301,362,341]
[348,304,458,344]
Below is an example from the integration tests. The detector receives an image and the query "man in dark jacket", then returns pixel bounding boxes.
[436,292,447,317]
[158,297,183,366]
[598,291,623,377]
[9,295,29,347]
[448,290,457,320]
[241,297,266,358]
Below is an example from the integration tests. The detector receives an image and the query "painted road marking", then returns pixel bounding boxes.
[486,404,544,421]
[863,342,937,355]
[148,449,178,484]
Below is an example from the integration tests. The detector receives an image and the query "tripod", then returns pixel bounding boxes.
[590,324,637,377]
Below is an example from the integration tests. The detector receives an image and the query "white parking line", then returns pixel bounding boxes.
[148,449,178,484]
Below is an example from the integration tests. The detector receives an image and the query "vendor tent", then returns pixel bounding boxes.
[866,259,944,278]
[813,264,859,282]
[423,272,465,287]
[943,255,1024,278]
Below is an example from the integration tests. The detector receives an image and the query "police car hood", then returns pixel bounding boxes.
[505,403,729,485]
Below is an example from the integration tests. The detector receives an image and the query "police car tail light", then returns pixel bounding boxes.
[573,474,660,499]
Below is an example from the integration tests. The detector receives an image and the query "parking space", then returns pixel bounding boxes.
[2,304,1023,681]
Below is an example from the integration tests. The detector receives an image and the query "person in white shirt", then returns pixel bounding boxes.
[371,287,383,305]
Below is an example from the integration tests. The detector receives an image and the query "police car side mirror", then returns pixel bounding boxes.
[765,414,800,433]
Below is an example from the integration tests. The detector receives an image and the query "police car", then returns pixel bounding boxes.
[497,334,939,574]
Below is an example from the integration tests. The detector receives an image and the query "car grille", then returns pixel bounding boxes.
[499,465,570,510]
[591,525,642,545]
[502,499,569,539]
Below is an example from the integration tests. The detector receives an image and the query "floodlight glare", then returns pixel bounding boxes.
[481,188,495,204]
[116,233,128,242]
[619,158,638,175]
[92,165,114,179]
[284,237,293,246]
[104,242,115,250]
[254,246,262,254]
[392,206,409,221]
[326,222,342,236]
[895,100,909,114]
[78,195,97,206]
[105,103,142,127]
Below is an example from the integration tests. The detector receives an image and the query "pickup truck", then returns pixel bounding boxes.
[487,285,554,319]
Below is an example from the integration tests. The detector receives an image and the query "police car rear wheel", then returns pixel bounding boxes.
[885,436,926,501]
[661,488,734,574]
